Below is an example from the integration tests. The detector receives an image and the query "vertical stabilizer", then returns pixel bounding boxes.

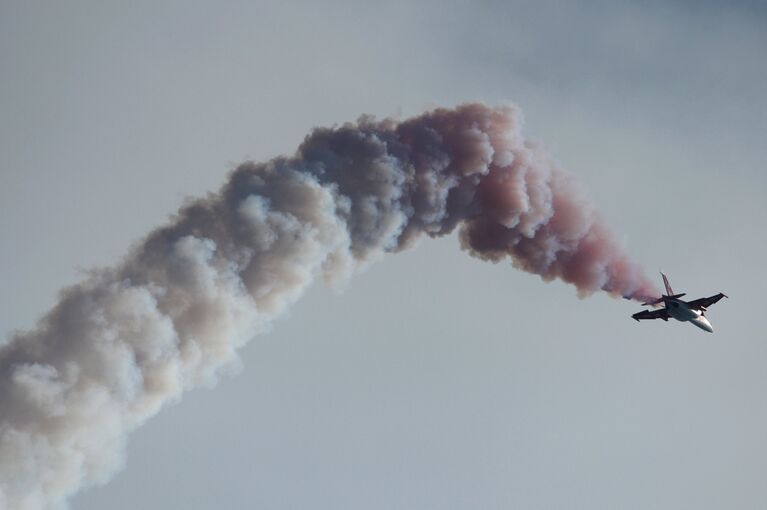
[661,272,674,295]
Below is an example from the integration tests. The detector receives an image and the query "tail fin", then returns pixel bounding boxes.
[661,272,674,295]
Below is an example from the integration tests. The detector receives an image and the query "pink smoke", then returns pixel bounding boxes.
[0,102,656,509]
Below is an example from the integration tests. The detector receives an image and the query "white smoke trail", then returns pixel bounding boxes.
[0,103,657,509]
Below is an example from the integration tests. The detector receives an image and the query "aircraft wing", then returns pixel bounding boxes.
[632,308,670,321]
[685,293,727,311]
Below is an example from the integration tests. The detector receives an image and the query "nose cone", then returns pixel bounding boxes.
[692,316,714,333]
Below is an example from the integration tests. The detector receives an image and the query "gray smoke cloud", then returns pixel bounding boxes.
[0,103,657,509]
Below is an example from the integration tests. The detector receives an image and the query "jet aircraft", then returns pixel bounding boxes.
[632,273,727,333]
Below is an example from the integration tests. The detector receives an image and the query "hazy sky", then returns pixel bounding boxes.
[2,1,766,509]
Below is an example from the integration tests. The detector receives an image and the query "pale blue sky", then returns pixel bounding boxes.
[2,1,765,508]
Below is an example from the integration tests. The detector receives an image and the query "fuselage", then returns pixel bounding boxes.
[665,298,713,332]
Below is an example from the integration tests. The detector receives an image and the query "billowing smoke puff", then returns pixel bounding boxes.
[0,103,657,509]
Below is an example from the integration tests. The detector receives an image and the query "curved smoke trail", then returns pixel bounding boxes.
[0,103,657,509]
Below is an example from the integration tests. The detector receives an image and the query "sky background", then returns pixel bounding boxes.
[1,1,766,508]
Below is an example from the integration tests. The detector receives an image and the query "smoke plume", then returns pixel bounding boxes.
[0,103,656,509]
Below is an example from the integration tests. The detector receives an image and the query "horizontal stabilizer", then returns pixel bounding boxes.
[641,292,686,306]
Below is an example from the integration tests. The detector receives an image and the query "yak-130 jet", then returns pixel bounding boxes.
[632,273,727,333]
